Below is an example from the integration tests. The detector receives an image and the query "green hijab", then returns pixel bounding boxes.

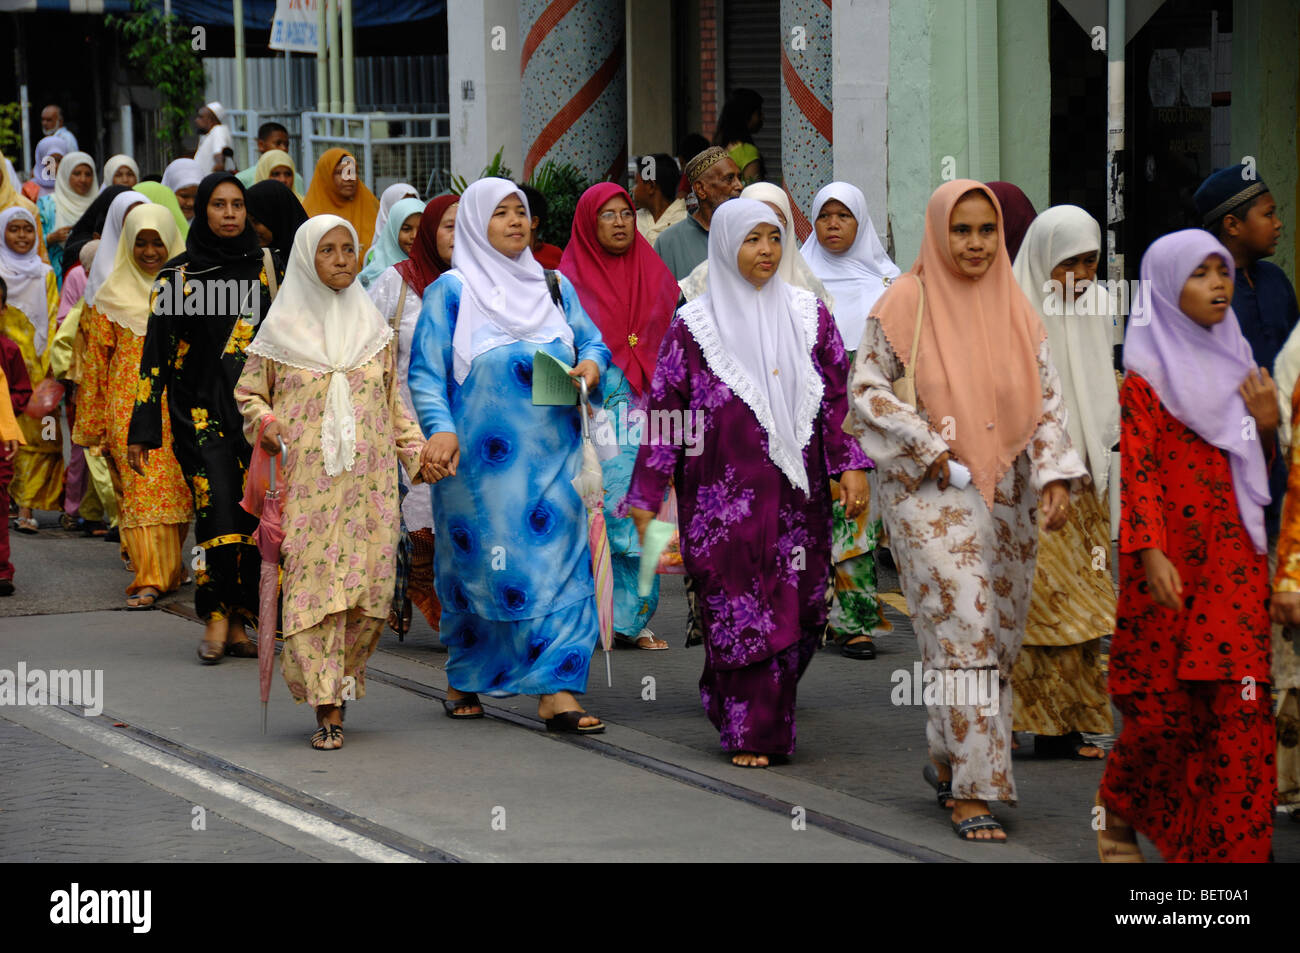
[133,181,189,237]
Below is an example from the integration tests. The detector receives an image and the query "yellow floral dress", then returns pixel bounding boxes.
[1,275,63,511]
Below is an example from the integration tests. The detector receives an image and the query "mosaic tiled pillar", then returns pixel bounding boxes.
[520,0,627,183]
[781,0,834,241]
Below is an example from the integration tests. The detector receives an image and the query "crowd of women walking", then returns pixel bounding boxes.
[2,125,1297,862]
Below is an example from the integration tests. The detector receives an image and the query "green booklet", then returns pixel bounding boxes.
[532,350,578,405]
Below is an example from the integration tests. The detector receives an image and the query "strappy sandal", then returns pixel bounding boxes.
[923,763,955,809]
[310,726,335,750]
[544,710,605,734]
[14,517,38,534]
[59,512,78,531]
[443,693,484,719]
[327,724,344,749]
[952,813,1005,843]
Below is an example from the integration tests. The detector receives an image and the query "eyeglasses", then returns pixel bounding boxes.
[598,209,636,223]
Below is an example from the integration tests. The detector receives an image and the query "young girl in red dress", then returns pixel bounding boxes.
[1098,229,1276,862]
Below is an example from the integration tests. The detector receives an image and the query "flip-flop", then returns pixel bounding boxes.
[952,813,1006,843]
[126,588,160,610]
[544,710,605,734]
[443,693,484,719]
[14,517,38,535]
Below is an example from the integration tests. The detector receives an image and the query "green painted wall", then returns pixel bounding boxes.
[995,0,1050,213]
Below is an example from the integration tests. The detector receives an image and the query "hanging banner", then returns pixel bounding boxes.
[269,0,320,53]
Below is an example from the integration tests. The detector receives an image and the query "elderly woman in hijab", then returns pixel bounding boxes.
[560,182,680,650]
[75,205,192,608]
[625,198,871,767]
[0,207,61,532]
[302,148,381,258]
[367,194,457,633]
[37,150,97,286]
[407,177,612,730]
[845,180,1085,842]
[358,196,423,289]
[245,180,308,263]
[802,181,899,661]
[162,158,204,224]
[1010,206,1118,761]
[128,173,281,663]
[236,215,432,750]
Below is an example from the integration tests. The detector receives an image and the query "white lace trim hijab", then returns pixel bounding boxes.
[85,191,149,308]
[246,214,394,477]
[801,181,899,351]
[0,206,55,354]
[679,197,822,494]
[93,204,184,338]
[448,177,573,385]
[679,181,834,311]
[1012,205,1119,497]
[52,152,98,231]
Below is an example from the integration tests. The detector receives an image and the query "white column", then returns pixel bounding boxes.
[832,0,890,246]
[448,0,523,182]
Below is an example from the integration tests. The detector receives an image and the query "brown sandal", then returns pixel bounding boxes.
[225,639,258,658]
[197,639,225,664]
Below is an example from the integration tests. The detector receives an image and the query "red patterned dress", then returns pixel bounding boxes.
[1100,374,1275,862]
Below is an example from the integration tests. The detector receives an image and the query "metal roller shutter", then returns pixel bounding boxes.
[722,0,783,183]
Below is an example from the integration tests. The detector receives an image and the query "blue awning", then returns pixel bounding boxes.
[6,1,444,27]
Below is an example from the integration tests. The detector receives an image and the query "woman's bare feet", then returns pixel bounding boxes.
[732,752,770,768]
[311,704,344,749]
[537,690,600,728]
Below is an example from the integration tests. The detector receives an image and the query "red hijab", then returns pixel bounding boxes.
[559,183,680,394]
[396,193,459,297]
[985,181,1037,263]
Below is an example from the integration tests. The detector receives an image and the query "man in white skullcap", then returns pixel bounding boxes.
[194,102,234,174]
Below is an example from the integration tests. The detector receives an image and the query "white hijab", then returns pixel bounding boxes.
[162,158,204,198]
[1276,330,1300,452]
[101,155,139,189]
[52,152,98,230]
[801,181,899,350]
[372,183,420,253]
[1012,205,1120,497]
[85,191,149,308]
[680,198,822,493]
[448,177,573,385]
[0,207,55,354]
[679,181,834,311]
[246,215,393,478]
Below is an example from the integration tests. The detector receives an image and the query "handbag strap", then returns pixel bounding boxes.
[903,274,925,386]
[262,247,279,301]
[395,280,409,332]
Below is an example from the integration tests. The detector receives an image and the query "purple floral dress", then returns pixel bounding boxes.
[625,300,868,755]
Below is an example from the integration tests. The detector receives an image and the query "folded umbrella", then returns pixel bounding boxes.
[252,437,287,733]
[571,377,614,687]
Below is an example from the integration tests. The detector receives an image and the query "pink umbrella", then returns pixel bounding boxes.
[252,438,287,733]
[572,378,614,686]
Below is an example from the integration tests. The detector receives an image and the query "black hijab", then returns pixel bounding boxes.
[184,173,262,271]
[245,180,308,263]
[63,184,129,278]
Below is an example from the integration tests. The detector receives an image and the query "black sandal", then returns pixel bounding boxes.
[443,693,484,719]
[952,813,1005,843]
[1034,731,1106,761]
[327,724,344,748]
[310,726,333,750]
[923,763,954,808]
[545,710,605,734]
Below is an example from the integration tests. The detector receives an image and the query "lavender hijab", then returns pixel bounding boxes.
[1123,228,1270,552]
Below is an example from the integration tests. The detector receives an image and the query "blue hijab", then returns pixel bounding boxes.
[358,196,425,289]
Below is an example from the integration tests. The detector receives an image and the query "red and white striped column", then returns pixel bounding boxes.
[781,0,834,241]
[520,0,627,184]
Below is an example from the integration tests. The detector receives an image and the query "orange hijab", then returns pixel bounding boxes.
[872,179,1045,507]
[301,148,380,255]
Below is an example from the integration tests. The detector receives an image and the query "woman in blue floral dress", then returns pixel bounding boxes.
[407,178,612,732]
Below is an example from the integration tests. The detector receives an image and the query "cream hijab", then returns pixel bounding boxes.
[448,177,573,385]
[52,152,99,230]
[101,155,139,188]
[680,198,822,493]
[802,182,900,351]
[1012,205,1119,497]
[93,205,184,338]
[246,215,393,477]
[679,182,834,311]
[85,191,149,308]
